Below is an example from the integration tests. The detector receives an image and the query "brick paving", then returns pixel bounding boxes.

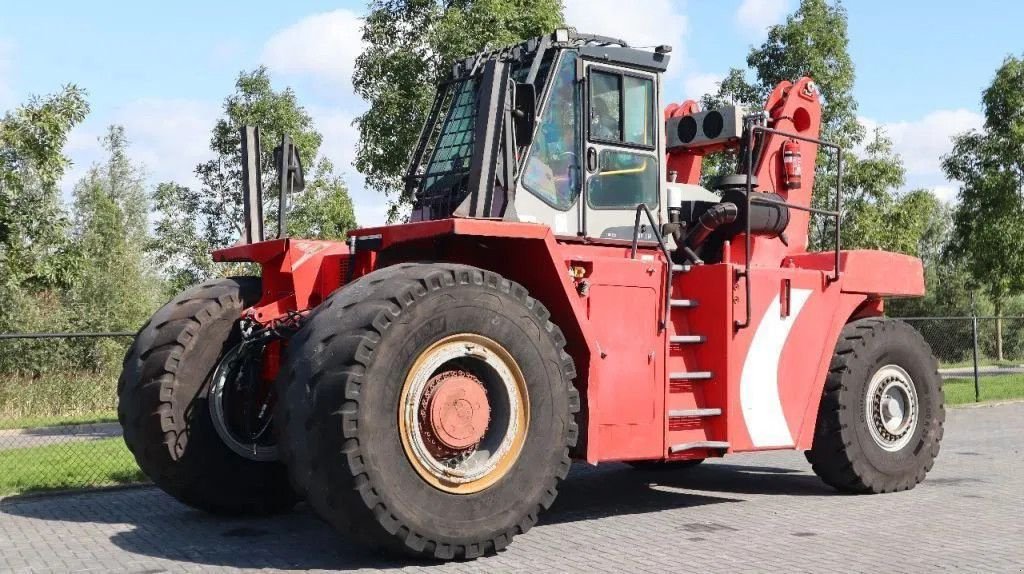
[1,402,1021,573]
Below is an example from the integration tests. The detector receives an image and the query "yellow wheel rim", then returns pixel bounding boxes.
[398,333,529,494]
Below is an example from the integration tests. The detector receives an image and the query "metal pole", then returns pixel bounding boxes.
[971,312,981,403]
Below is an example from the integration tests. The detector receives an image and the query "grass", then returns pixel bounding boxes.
[943,373,1024,405]
[0,437,144,496]
[0,371,117,430]
[939,358,1023,369]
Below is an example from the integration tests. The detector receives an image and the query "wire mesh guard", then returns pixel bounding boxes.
[408,77,481,218]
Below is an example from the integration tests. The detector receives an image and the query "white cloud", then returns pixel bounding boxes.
[736,0,791,37]
[309,104,389,227]
[858,109,983,201]
[930,185,957,203]
[61,98,219,199]
[860,109,983,179]
[682,72,723,101]
[262,10,363,88]
[564,0,688,76]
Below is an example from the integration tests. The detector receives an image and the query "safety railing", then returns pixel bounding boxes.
[734,123,843,329]
[630,203,673,332]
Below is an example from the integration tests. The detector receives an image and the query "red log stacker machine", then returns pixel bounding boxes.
[118,30,944,559]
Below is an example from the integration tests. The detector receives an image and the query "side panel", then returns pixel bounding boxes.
[580,254,665,461]
[726,266,866,452]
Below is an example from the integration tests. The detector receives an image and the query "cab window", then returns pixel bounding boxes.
[589,70,654,147]
[587,150,658,209]
[521,51,581,210]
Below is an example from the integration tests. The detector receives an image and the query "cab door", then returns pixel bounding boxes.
[582,63,662,240]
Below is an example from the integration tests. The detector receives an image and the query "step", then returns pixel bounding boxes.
[671,264,692,273]
[669,334,706,344]
[669,371,713,381]
[668,408,722,418]
[670,298,698,308]
[669,441,730,454]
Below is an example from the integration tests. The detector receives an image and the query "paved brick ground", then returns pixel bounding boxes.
[1,402,1021,573]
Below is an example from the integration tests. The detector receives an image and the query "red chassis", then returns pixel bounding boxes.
[213,218,922,465]
[213,76,924,465]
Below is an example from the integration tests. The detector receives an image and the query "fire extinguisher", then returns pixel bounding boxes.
[782,139,801,189]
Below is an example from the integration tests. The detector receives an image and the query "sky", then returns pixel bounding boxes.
[1,0,1020,226]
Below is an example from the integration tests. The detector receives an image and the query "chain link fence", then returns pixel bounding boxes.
[898,316,1024,404]
[0,332,144,497]
[1,318,1022,496]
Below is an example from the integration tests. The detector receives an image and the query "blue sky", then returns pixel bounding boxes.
[1,0,1020,225]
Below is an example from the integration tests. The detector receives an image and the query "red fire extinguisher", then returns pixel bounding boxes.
[782,139,801,189]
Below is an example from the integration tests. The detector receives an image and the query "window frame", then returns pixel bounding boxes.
[586,65,657,152]
[518,50,583,212]
[585,149,660,210]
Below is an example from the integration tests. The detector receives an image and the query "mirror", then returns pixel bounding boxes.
[512,82,537,147]
[273,138,305,194]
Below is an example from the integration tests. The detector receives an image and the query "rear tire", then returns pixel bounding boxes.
[806,318,944,493]
[276,263,579,559]
[118,277,297,515]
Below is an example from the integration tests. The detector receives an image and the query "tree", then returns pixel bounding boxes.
[353,0,564,219]
[66,126,162,369]
[943,54,1024,359]
[0,86,88,373]
[149,182,213,294]
[151,68,357,287]
[702,0,869,248]
[0,86,89,294]
[288,158,357,240]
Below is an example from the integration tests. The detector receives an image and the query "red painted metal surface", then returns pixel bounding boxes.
[423,371,491,451]
[217,77,927,466]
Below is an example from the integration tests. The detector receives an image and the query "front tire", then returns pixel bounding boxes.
[118,277,297,514]
[806,318,944,493]
[277,263,579,559]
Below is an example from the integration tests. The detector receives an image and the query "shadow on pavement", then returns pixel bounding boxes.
[0,459,832,571]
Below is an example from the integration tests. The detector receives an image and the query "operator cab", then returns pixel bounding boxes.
[405,29,671,242]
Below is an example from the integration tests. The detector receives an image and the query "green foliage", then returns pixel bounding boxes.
[63,126,162,369]
[353,0,564,219]
[841,128,944,255]
[288,158,357,240]
[151,67,358,288]
[943,54,1024,315]
[0,86,89,294]
[149,182,213,294]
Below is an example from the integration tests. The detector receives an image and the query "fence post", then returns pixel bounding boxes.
[971,314,981,403]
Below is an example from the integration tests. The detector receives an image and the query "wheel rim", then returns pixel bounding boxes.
[399,334,529,494]
[865,364,918,452]
[208,342,279,462]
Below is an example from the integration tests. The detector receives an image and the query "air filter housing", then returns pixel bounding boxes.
[666,105,745,151]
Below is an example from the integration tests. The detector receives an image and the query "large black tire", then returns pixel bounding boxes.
[276,263,579,559]
[806,318,944,493]
[118,277,298,515]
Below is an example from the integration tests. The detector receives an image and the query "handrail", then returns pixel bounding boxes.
[734,124,843,330]
[630,203,672,331]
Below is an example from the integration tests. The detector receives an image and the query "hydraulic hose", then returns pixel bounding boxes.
[686,202,739,248]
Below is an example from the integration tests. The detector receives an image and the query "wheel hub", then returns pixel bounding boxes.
[866,365,918,452]
[399,334,529,494]
[418,370,490,456]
